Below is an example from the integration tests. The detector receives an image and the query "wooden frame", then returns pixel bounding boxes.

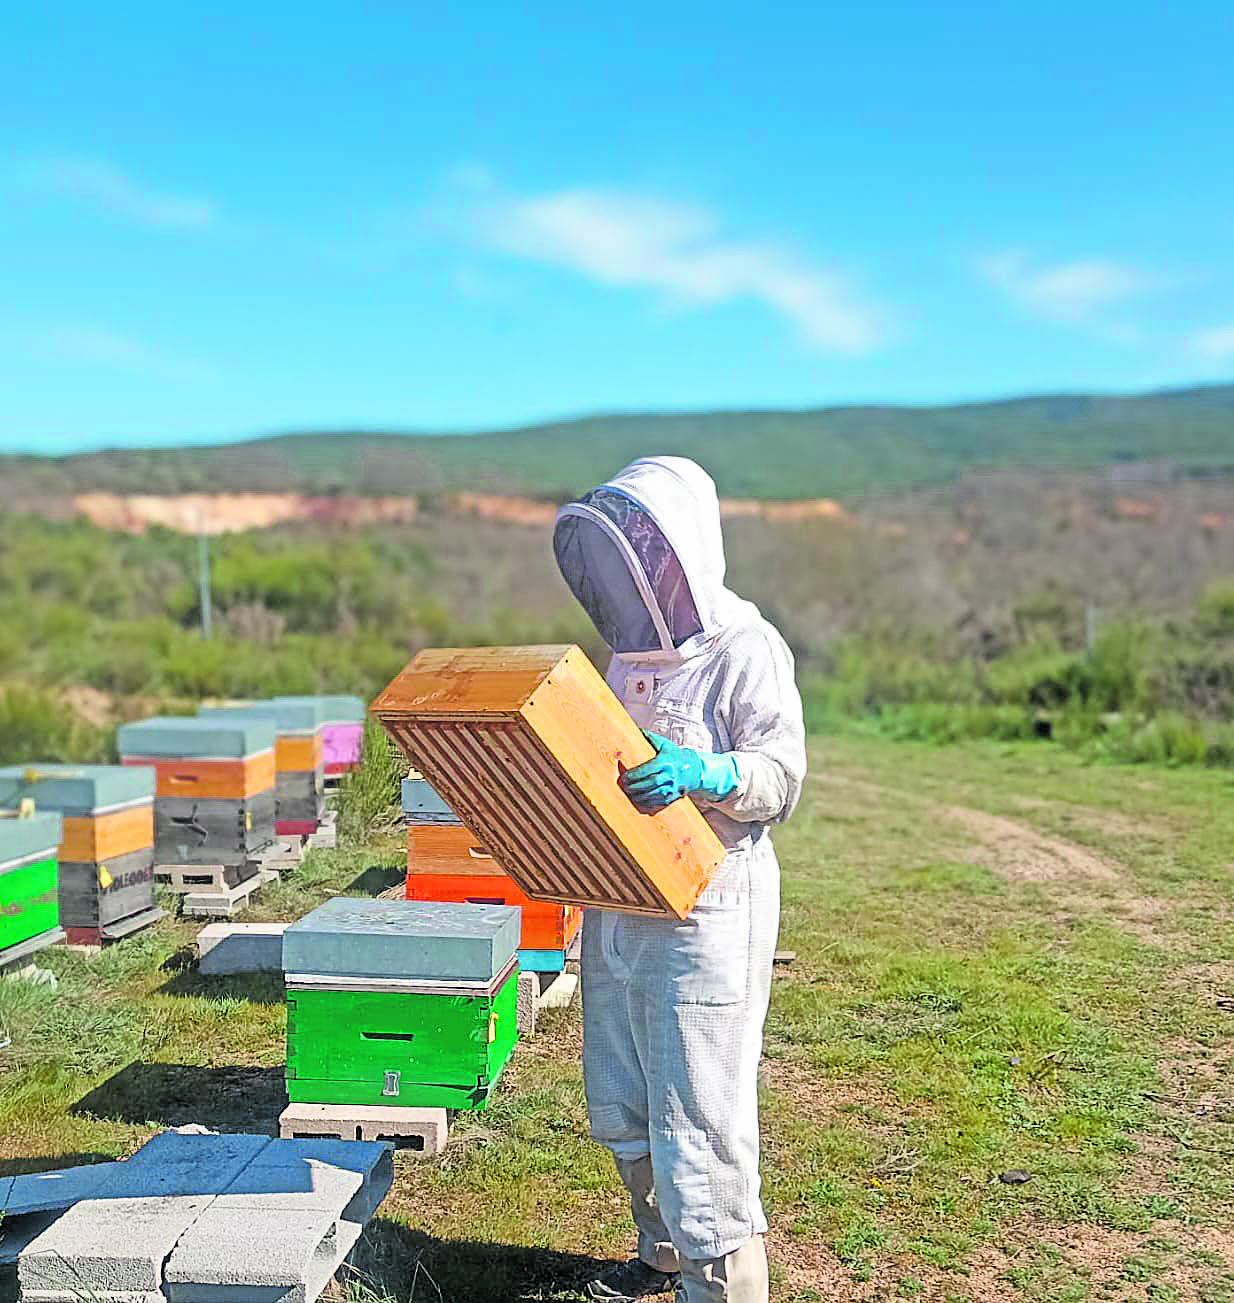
[372,645,725,919]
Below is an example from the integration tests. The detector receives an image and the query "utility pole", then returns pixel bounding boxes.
[197,518,213,639]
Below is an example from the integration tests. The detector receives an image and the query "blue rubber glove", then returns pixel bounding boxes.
[620,731,740,812]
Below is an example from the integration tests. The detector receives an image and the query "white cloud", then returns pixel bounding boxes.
[11,324,213,382]
[1188,322,1234,360]
[472,185,885,354]
[19,158,216,229]
[978,250,1152,322]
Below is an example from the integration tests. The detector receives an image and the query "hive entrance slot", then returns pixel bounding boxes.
[362,1032,416,1042]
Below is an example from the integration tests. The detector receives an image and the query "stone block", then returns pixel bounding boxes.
[517,969,538,1037]
[197,921,289,974]
[279,1102,448,1154]
[20,1194,214,1297]
[538,970,579,1011]
[163,1205,343,1303]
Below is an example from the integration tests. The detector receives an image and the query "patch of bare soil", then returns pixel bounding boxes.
[1006,794,1177,843]
[1155,1037,1234,1121]
[819,773,1176,945]
[940,804,1122,885]
[759,1054,913,1131]
[767,1223,1234,1301]
[1173,961,1234,1004]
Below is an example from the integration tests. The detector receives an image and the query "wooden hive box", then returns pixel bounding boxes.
[371,645,726,919]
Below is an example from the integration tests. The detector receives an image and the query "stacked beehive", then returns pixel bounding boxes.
[199,700,326,835]
[372,645,726,919]
[0,765,163,945]
[402,777,582,974]
[0,811,64,966]
[282,897,520,1112]
[273,695,365,779]
[117,716,278,876]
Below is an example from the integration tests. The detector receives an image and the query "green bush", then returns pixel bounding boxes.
[337,717,407,844]
[0,686,112,764]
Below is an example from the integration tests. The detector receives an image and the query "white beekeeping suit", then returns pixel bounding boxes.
[554,457,807,1303]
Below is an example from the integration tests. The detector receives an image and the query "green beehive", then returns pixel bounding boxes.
[0,812,64,962]
[283,898,520,1111]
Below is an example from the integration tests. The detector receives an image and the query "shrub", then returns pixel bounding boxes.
[337,717,408,844]
[0,686,112,764]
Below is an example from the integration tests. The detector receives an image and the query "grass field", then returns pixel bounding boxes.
[2,734,1232,1302]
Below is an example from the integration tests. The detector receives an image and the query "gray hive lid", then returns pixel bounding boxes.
[273,695,366,724]
[400,778,461,825]
[198,700,325,735]
[282,897,519,982]
[0,764,155,816]
[117,715,277,759]
[0,812,63,867]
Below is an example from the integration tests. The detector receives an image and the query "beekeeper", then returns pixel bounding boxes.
[553,457,807,1303]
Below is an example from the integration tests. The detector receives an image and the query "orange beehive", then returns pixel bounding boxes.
[407,824,503,877]
[60,804,154,863]
[122,753,277,801]
[404,871,583,951]
[372,645,726,919]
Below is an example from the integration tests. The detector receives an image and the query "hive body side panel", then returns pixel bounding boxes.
[522,647,725,918]
[0,857,60,951]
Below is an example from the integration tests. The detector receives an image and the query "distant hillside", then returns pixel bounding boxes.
[4,383,1233,502]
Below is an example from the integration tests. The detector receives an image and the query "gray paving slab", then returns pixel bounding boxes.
[196,921,289,974]
[3,1161,126,1215]
[20,1194,214,1296]
[120,1130,271,1186]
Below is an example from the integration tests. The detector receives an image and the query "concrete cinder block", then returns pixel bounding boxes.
[538,970,579,1011]
[164,1205,343,1303]
[517,969,538,1038]
[20,1194,215,1296]
[14,1132,395,1303]
[278,1102,448,1155]
[197,921,289,974]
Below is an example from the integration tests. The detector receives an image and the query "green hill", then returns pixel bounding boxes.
[5,383,1233,501]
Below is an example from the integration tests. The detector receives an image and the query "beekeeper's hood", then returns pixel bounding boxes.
[554,456,758,665]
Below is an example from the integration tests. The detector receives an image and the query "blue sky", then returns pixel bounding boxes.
[2,1,1232,453]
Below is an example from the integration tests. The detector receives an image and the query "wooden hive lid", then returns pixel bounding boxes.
[372,645,726,919]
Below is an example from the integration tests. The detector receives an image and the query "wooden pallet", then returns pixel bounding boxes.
[182,868,278,918]
[372,645,726,919]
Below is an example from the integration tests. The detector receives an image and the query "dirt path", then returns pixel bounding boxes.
[818,771,1174,945]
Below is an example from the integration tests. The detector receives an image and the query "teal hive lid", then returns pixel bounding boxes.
[0,811,63,867]
[273,695,365,724]
[0,764,155,816]
[117,715,277,758]
[198,700,325,734]
[282,897,519,982]
[401,778,461,825]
